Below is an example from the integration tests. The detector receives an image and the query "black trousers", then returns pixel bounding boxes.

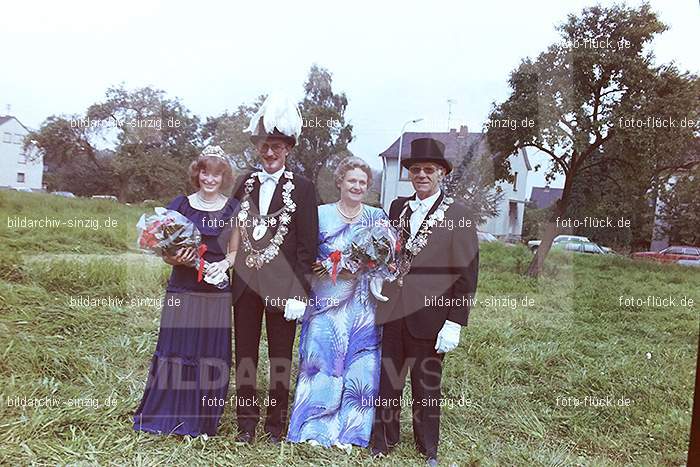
[233,285,297,438]
[371,316,444,458]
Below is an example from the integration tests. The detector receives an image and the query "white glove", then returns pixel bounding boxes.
[435,320,461,354]
[205,259,230,277]
[283,298,306,321]
[203,269,228,286]
[370,277,388,302]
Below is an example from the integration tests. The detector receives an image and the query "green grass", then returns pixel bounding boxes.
[0,191,698,465]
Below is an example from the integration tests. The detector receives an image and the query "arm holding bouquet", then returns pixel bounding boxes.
[136,207,230,289]
[162,247,197,266]
[313,212,398,303]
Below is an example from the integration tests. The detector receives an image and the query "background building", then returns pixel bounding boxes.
[0,115,42,190]
[379,125,531,240]
[529,185,564,210]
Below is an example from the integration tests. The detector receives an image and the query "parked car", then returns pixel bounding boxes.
[528,235,591,251]
[51,191,76,198]
[677,259,700,267]
[600,246,621,255]
[477,231,499,243]
[91,195,118,201]
[631,245,700,263]
[12,187,34,193]
[552,241,606,255]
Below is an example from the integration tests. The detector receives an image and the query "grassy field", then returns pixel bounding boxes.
[0,190,698,466]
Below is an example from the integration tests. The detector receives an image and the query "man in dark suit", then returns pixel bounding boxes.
[229,94,319,444]
[370,137,479,465]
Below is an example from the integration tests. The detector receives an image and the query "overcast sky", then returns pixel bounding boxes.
[2,0,698,197]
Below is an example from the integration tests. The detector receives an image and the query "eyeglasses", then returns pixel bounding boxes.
[258,142,287,155]
[408,166,438,175]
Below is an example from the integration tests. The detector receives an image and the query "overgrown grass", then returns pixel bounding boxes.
[0,192,697,465]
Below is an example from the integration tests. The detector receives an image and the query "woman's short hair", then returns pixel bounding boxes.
[334,156,373,188]
[188,155,235,192]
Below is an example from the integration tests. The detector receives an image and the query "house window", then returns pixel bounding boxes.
[17,173,26,183]
[513,172,518,191]
[14,133,23,145]
[3,132,11,143]
[18,152,27,164]
[508,201,518,232]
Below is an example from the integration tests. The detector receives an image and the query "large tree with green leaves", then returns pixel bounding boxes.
[87,85,201,201]
[27,85,202,202]
[205,65,354,200]
[657,161,700,246]
[487,3,699,276]
[293,64,354,184]
[202,99,264,171]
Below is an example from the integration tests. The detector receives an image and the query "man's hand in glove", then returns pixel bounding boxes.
[434,320,461,354]
[283,298,306,321]
[370,278,388,302]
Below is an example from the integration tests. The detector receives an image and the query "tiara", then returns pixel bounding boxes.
[201,145,227,160]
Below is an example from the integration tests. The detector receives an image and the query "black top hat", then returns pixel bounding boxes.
[249,117,297,147]
[401,137,452,174]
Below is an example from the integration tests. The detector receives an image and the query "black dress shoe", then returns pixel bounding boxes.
[235,431,254,444]
[267,433,282,445]
[370,446,387,458]
[426,457,438,467]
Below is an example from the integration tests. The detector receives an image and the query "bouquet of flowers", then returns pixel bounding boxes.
[136,207,228,289]
[314,218,398,284]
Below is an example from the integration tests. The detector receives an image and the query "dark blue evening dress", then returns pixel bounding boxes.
[133,195,238,437]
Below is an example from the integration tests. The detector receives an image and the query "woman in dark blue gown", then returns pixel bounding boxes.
[133,146,238,437]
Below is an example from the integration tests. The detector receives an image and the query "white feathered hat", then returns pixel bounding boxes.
[245,93,303,147]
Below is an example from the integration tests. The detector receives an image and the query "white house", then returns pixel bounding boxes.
[0,115,43,190]
[379,125,531,240]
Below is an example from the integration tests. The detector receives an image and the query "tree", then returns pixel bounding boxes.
[26,115,104,170]
[202,99,264,171]
[487,3,699,276]
[293,65,354,183]
[443,134,505,223]
[205,65,355,193]
[87,85,202,201]
[41,149,118,196]
[27,85,202,202]
[657,162,700,246]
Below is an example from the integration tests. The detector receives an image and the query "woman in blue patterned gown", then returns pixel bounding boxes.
[287,157,395,450]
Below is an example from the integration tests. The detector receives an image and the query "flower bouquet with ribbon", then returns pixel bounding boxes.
[136,207,228,289]
[313,218,398,285]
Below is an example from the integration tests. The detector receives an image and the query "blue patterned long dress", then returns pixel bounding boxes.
[287,204,388,447]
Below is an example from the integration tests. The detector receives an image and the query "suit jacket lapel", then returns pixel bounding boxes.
[250,176,261,212]
[399,194,415,238]
[415,191,445,236]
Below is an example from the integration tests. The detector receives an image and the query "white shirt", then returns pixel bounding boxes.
[256,167,285,215]
[409,190,441,238]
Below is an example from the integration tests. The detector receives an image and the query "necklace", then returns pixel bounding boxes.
[239,171,296,269]
[336,202,362,219]
[190,192,226,211]
[396,195,454,286]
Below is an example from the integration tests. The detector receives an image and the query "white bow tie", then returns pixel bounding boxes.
[408,198,429,212]
[257,171,280,184]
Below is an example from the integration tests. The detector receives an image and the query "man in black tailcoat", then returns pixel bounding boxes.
[229,94,318,444]
[370,137,479,466]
